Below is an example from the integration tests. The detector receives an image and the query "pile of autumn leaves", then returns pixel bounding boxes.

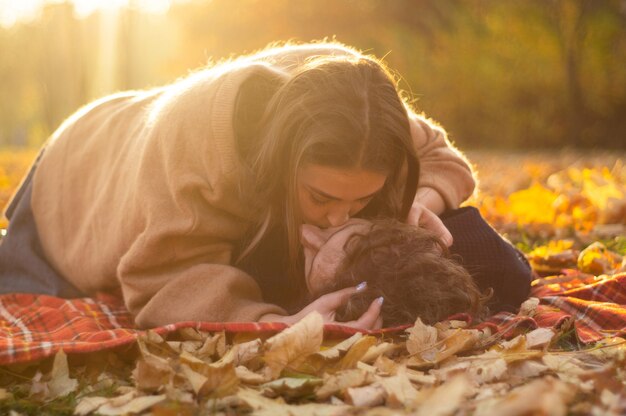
[12,302,624,416]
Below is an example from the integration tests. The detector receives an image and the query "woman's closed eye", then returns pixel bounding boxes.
[310,193,332,206]
[309,191,376,206]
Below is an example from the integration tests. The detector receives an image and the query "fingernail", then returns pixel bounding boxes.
[377,296,384,305]
[356,281,367,292]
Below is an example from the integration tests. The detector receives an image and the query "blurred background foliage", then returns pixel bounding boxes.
[1,0,626,149]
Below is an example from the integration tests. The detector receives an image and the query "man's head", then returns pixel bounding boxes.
[301,218,489,326]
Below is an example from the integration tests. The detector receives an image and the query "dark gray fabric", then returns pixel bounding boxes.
[441,206,532,312]
[0,150,83,297]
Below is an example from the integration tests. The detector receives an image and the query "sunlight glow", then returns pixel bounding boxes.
[0,0,174,28]
[0,0,41,28]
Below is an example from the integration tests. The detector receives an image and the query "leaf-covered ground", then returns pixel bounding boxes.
[0,150,625,415]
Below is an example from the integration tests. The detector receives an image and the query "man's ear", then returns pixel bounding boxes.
[300,224,327,250]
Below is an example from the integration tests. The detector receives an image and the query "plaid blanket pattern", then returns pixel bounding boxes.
[0,271,624,365]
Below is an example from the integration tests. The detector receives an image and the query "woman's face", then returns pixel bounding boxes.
[300,219,372,296]
[296,164,387,229]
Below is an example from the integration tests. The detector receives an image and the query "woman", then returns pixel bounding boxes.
[0,41,475,329]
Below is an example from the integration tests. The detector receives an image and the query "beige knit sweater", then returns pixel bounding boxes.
[28,44,475,327]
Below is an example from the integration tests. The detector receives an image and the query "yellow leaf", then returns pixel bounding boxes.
[577,242,622,275]
[507,182,559,224]
[334,335,377,371]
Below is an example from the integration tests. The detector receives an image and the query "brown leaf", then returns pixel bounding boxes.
[507,359,549,380]
[261,377,322,399]
[180,364,208,395]
[133,355,173,393]
[473,377,575,416]
[492,334,543,363]
[525,328,556,349]
[236,387,289,415]
[378,367,420,408]
[315,369,374,400]
[518,297,540,317]
[47,350,78,399]
[74,396,110,416]
[221,338,262,367]
[432,351,507,385]
[405,368,436,386]
[263,312,324,379]
[97,394,167,416]
[405,318,438,358]
[235,366,267,385]
[345,383,385,407]
[180,360,240,398]
[196,332,226,360]
[373,355,399,376]
[315,333,363,361]
[434,329,480,363]
[360,342,398,364]
[178,327,205,341]
[413,374,473,416]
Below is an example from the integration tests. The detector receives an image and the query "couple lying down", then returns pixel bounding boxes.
[241,206,532,328]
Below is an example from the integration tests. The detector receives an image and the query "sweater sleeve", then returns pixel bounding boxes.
[408,110,476,209]
[116,185,288,328]
[121,256,288,328]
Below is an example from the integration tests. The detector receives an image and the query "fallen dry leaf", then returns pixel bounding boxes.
[235,366,267,385]
[525,327,556,349]
[97,394,167,416]
[413,374,473,416]
[334,335,378,371]
[263,312,324,379]
[47,350,78,399]
[473,376,575,416]
[315,333,363,361]
[345,383,385,407]
[261,377,322,399]
[316,369,373,400]
[377,367,420,408]
[406,318,439,358]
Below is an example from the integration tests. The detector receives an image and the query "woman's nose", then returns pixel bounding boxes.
[326,207,350,227]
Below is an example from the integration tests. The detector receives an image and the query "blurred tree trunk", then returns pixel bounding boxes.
[548,0,591,146]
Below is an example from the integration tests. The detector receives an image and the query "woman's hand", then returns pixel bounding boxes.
[260,284,383,330]
[408,188,453,246]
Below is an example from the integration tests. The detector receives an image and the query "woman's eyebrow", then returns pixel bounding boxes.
[306,185,381,201]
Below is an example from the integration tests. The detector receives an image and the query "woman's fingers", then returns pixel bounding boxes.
[320,283,367,310]
[407,202,453,246]
[346,296,384,330]
[419,208,454,247]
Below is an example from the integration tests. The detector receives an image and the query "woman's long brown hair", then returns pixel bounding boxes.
[235,42,420,287]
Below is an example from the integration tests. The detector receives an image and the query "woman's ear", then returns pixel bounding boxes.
[300,224,327,250]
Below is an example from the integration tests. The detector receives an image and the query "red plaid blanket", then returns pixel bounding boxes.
[0,271,624,366]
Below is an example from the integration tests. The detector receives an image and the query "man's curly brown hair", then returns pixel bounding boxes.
[326,219,491,326]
